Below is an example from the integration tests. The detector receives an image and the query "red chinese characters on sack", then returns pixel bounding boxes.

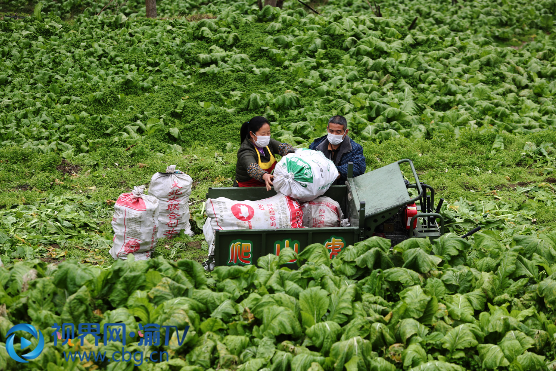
[316,207,327,228]
[267,203,277,228]
[122,238,141,254]
[163,181,184,237]
[167,181,184,201]
[285,197,303,228]
[166,214,179,228]
[151,225,157,248]
[164,229,177,237]
[167,190,183,200]
[167,203,180,212]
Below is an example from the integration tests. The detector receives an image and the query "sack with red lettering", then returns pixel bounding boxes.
[205,193,303,231]
[110,185,159,261]
[301,196,343,228]
[149,165,193,239]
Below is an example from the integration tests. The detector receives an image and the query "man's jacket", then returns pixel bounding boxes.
[309,135,366,184]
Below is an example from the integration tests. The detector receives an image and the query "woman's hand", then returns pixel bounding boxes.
[262,173,274,191]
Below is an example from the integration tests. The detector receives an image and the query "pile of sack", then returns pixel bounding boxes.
[109,150,347,261]
[204,193,305,257]
[110,165,193,261]
[203,149,345,257]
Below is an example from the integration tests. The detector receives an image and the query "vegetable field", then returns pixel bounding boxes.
[1,0,556,369]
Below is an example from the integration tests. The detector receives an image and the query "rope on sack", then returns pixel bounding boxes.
[132,185,146,197]
[166,165,177,173]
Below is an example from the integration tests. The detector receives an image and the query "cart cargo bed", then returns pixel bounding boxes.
[206,159,442,268]
[207,186,358,267]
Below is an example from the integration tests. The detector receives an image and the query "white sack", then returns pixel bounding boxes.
[301,196,344,228]
[203,217,216,256]
[110,185,159,260]
[273,149,339,202]
[206,193,303,231]
[149,165,193,239]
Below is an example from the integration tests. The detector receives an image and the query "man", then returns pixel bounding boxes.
[309,115,366,184]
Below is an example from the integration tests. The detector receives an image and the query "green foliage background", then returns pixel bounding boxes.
[2,0,556,262]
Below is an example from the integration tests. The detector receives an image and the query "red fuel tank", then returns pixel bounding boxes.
[405,203,418,230]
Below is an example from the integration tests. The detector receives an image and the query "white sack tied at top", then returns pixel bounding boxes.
[110,185,159,260]
[149,165,194,239]
[273,149,338,202]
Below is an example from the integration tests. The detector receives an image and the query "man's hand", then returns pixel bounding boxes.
[262,173,274,191]
[336,173,341,179]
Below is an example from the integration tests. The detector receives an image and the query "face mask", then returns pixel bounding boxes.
[254,135,270,148]
[327,133,345,146]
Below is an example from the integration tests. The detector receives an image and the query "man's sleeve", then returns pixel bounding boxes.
[336,144,366,179]
[308,139,318,150]
[336,162,348,180]
[351,144,367,177]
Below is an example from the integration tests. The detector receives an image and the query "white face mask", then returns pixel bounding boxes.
[253,135,270,148]
[327,133,345,146]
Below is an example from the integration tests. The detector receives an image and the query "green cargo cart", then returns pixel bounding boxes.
[204,159,444,270]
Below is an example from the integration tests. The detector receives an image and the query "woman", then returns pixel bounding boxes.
[235,116,296,191]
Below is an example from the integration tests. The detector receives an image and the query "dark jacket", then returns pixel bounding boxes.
[236,137,295,183]
[309,135,366,184]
